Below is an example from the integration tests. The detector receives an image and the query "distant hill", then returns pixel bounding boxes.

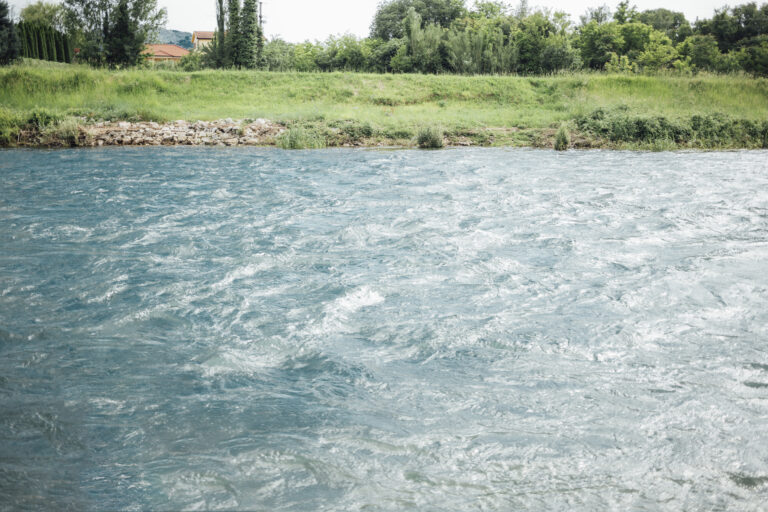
[156,28,193,50]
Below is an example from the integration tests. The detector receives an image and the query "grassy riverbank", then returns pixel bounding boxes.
[1,60,767,149]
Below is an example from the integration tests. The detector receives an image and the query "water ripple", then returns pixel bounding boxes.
[1,147,767,510]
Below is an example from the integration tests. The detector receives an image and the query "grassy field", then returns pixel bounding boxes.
[1,60,768,148]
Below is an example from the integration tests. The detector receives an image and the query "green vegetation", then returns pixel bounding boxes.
[1,60,767,148]
[417,126,444,148]
[554,124,570,150]
[200,0,264,70]
[277,127,326,149]
[63,0,167,66]
[247,0,768,77]
[0,1,20,65]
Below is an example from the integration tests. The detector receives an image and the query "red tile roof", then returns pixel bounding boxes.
[144,44,190,58]
[193,31,215,40]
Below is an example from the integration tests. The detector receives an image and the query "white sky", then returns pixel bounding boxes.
[9,0,731,42]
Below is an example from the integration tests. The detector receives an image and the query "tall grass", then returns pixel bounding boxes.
[1,60,767,148]
[277,127,326,149]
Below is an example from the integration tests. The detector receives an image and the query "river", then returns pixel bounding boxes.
[1,147,767,510]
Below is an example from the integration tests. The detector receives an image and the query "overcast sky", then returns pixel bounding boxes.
[8,0,731,42]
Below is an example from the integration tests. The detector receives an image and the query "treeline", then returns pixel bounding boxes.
[195,0,265,69]
[231,0,766,76]
[17,22,73,63]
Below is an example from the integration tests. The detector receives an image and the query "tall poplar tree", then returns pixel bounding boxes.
[226,0,241,67]
[239,0,257,68]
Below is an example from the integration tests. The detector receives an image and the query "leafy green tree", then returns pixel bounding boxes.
[618,22,653,60]
[613,1,637,24]
[580,5,611,26]
[636,8,692,43]
[402,8,447,73]
[292,41,321,71]
[106,0,145,66]
[370,0,466,40]
[737,35,768,76]
[63,0,166,65]
[578,20,623,68]
[20,1,65,31]
[695,3,768,53]
[473,1,507,19]
[635,31,678,71]
[678,34,722,71]
[514,11,557,73]
[263,37,294,71]
[0,0,21,65]
[540,34,581,72]
[368,37,404,72]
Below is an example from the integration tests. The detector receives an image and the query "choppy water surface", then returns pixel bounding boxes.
[1,147,768,511]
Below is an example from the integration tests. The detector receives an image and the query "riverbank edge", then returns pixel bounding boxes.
[4,117,768,151]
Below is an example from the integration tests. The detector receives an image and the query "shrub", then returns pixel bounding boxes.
[554,124,570,151]
[577,108,768,148]
[42,117,81,146]
[337,120,374,139]
[0,106,21,145]
[416,126,444,149]
[27,107,59,130]
[277,127,326,149]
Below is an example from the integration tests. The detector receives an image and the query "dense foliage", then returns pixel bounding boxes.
[62,0,166,66]
[1,0,767,77]
[188,0,264,69]
[17,22,73,63]
[0,1,20,65]
[248,0,768,76]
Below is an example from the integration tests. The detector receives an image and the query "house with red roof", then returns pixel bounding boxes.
[143,44,190,62]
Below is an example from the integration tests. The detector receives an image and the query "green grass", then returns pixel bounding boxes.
[1,60,767,148]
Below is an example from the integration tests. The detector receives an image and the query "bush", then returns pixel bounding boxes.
[554,124,570,150]
[0,106,21,145]
[416,126,444,148]
[277,127,326,149]
[27,107,59,129]
[42,117,81,146]
[577,108,768,148]
[337,120,374,139]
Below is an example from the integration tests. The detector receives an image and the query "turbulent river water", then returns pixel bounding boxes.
[1,147,767,511]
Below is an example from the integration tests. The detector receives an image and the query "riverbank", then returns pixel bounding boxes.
[1,61,767,149]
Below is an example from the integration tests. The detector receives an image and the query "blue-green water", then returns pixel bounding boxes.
[1,147,768,511]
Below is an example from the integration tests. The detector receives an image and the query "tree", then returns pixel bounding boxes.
[580,5,611,26]
[226,0,241,67]
[20,1,65,31]
[636,8,692,43]
[613,1,638,24]
[578,20,624,69]
[695,3,768,53]
[63,0,166,65]
[370,0,466,40]
[239,0,259,68]
[678,34,722,71]
[0,0,21,65]
[106,0,145,66]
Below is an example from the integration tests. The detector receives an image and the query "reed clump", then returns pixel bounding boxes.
[277,127,326,149]
[417,126,444,149]
[554,124,570,151]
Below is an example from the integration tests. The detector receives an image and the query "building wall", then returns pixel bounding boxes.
[194,39,213,51]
